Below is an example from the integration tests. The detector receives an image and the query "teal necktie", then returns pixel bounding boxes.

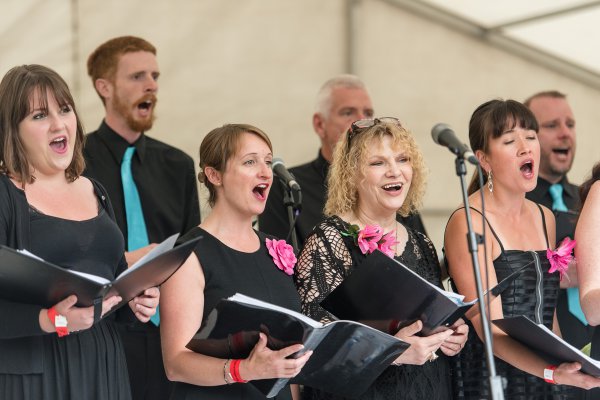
[548,183,568,212]
[121,146,160,325]
[549,183,587,325]
[121,146,149,251]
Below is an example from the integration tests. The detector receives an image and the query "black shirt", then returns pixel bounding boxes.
[526,175,593,352]
[258,150,426,250]
[83,121,200,248]
[526,176,579,242]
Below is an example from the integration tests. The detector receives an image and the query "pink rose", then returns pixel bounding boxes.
[378,231,398,258]
[547,237,576,281]
[357,225,383,255]
[266,238,297,275]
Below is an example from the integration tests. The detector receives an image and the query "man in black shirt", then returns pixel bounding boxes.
[84,36,200,400]
[525,91,593,352]
[259,75,426,250]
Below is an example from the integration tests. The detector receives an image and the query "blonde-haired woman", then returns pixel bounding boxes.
[296,118,467,400]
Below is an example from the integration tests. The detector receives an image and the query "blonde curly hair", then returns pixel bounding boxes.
[324,120,426,217]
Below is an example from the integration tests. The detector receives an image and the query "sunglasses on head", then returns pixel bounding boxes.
[347,117,403,146]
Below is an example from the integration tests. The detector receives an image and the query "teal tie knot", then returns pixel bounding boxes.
[548,183,568,212]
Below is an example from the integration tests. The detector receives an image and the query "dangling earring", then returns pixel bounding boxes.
[487,170,493,194]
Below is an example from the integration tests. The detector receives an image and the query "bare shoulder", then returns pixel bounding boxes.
[527,198,556,230]
[588,181,600,201]
[74,175,95,193]
[446,206,485,233]
[527,198,553,218]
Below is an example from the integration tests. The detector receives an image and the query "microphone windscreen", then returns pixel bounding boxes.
[431,123,451,144]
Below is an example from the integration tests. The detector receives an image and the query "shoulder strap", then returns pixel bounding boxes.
[449,206,506,254]
[535,202,550,248]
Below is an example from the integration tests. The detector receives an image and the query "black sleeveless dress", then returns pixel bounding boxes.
[0,197,131,399]
[448,206,572,399]
[296,215,452,400]
[170,227,301,400]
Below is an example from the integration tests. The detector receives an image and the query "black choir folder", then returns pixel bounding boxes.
[186,293,409,398]
[494,316,600,376]
[320,250,525,336]
[0,233,200,314]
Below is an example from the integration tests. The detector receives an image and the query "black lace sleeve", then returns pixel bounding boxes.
[295,218,353,324]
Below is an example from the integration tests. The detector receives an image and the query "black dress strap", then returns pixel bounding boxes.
[535,202,551,248]
[447,206,506,255]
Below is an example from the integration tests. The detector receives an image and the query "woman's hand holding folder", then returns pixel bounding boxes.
[391,320,454,365]
[238,332,313,381]
[440,319,469,356]
[40,294,122,334]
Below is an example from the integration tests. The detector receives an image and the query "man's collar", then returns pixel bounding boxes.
[315,149,330,177]
[96,120,147,163]
[316,149,329,167]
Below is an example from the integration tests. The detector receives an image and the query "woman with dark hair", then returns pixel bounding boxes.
[296,118,468,400]
[0,64,159,399]
[160,124,312,400]
[444,99,600,398]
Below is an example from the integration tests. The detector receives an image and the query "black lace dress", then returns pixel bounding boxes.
[296,215,452,400]
[448,206,572,399]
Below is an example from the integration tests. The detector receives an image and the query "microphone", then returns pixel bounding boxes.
[431,123,479,165]
[272,158,301,191]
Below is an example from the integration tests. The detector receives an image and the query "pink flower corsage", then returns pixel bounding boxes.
[546,237,576,281]
[266,238,296,275]
[342,224,397,258]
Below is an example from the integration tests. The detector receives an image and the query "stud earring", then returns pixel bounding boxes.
[487,170,493,194]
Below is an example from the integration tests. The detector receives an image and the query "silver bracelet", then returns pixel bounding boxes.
[223,359,233,384]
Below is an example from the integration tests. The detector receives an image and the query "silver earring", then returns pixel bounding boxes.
[487,170,493,194]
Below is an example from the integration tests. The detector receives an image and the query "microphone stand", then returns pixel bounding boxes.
[281,185,301,255]
[454,156,504,400]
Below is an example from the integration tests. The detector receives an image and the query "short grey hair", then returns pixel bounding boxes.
[314,74,368,116]
[524,90,567,108]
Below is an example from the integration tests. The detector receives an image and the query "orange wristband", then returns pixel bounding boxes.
[544,365,557,384]
[47,307,69,337]
[230,359,247,383]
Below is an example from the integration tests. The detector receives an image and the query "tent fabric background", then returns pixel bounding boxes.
[2,0,599,249]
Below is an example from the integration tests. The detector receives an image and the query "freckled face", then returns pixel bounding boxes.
[109,51,160,133]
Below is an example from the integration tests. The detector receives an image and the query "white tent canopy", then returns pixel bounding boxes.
[2,0,599,247]
[389,0,600,87]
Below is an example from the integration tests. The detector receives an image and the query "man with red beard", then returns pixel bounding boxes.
[84,36,200,400]
[525,91,594,384]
